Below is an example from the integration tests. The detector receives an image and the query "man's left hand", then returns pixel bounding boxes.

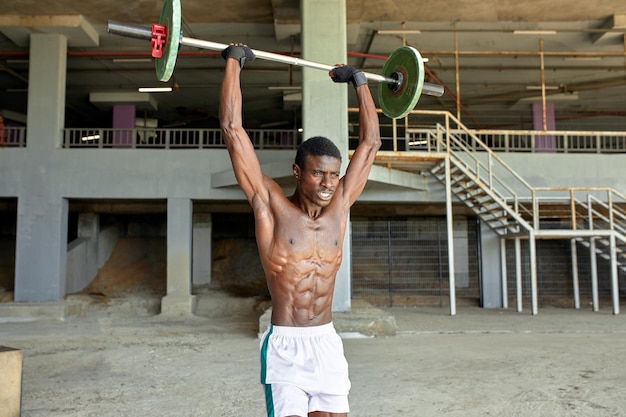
[330,65,367,88]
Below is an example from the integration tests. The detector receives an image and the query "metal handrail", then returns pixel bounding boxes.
[0,126,27,147]
[417,111,537,231]
[61,127,303,150]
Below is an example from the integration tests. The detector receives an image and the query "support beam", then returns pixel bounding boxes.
[571,239,580,309]
[590,237,599,312]
[501,237,508,309]
[590,14,626,44]
[529,231,538,315]
[161,198,196,316]
[367,164,426,190]
[0,14,99,47]
[515,237,522,312]
[609,233,620,315]
[444,157,456,316]
[213,160,427,190]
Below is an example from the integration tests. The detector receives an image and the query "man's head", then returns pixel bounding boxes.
[293,136,342,209]
[294,136,341,170]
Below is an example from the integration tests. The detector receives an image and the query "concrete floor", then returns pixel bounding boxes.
[1,301,625,417]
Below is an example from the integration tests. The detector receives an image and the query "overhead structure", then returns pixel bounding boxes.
[107,0,444,119]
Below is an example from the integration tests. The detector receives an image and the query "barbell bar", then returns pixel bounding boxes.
[107,0,444,119]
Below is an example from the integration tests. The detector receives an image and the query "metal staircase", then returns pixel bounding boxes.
[405,112,624,315]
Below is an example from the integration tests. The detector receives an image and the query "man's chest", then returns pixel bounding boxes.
[274,213,344,256]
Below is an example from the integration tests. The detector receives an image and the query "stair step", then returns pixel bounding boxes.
[479,204,505,213]
[430,163,445,174]
[461,195,495,206]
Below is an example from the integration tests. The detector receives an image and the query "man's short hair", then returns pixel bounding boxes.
[295,136,342,169]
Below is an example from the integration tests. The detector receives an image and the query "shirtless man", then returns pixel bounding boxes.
[219,44,381,417]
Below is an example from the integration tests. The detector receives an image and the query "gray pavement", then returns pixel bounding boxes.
[1,300,626,417]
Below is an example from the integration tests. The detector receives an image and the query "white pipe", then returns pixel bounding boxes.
[515,237,522,312]
[570,239,580,309]
[444,156,457,316]
[501,238,508,309]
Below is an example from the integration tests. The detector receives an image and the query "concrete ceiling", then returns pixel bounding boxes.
[1,0,625,131]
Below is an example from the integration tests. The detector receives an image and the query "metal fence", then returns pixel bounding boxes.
[0,126,27,147]
[62,128,302,149]
[467,129,626,154]
[351,217,480,307]
[59,122,626,154]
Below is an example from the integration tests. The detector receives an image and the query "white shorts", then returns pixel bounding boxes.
[259,322,350,417]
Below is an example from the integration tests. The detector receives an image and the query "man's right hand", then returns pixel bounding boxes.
[221,44,255,68]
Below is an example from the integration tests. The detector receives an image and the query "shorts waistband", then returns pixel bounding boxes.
[269,322,335,337]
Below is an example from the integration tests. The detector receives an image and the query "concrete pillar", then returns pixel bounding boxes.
[15,197,69,301]
[301,0,351,312]
[0,347,22,417]
[76,213,100,288]
[112,104,135,148]
[14,33,70,302]
[26,33,67,150]
[161,198,196,316]
[192,213,212,287]
[479,221,504,308]
[532,102,556,151]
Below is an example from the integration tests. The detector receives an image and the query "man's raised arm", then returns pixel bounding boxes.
[330,66,382,206]
[219,45,267,204]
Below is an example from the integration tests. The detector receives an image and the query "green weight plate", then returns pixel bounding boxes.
[378,46,424,119]
[155,0,182,82]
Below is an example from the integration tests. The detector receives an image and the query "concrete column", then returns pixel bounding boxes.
[13,32,70,302]
[15,197,69,301]
[192,213,212,286]
[0,347,22,417]
[161,198,196,316]
[532,102,556,151]
[301,0,351,312]
[479,221,504,308]
[77,213,99,285]
[112,104,135,148]
[26,33,67,150]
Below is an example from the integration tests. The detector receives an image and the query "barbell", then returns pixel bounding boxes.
[107,0,444,119]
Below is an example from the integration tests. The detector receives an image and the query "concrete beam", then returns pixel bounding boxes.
[211,160,292,188]
[212,160,426,191]
[368,164,427,190]
[0,15,99,47]
[89,92,158,111]
[590,14,626,44]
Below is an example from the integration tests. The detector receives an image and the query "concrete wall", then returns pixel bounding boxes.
[1,149,624,204]
[1,144,625,303]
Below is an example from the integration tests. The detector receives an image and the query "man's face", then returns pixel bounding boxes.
[294,155,341,207]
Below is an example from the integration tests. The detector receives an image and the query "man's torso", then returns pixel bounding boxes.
[256,192,348,326]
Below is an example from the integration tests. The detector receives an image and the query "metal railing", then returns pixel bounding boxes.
[405,111,625,315]
[407,111,537,232]
[472,129,626,153]
[62,128,303,149]
[349,108,626,154]
[407,111,626,236]
[0,113,622,153]
[0,126,27,147]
